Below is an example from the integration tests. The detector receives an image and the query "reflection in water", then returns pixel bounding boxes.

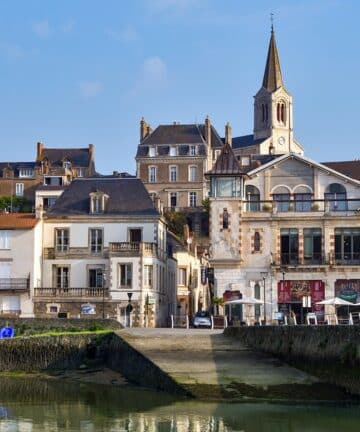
[0,377,359,431]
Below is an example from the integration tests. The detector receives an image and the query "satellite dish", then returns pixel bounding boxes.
[0,327,15,338]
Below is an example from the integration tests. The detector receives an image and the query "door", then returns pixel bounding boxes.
[129,229,142,243]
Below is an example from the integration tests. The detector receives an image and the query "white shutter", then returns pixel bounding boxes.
[2,296,20,312]
[0,262,11,278]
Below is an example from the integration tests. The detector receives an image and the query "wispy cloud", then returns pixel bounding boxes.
[32,20,50,37]
[131,56,168,96]
[0,41,26,60]
[79,81,104,98]
[105,26,138,42]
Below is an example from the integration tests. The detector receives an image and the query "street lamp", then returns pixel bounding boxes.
[126,292,133,327]
[260,272,268,325]
[102,272,107,319]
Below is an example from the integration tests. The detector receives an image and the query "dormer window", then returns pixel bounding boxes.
[170,146,177,157]
[149,147,156,157]
[189,145,197,156]
[89,191,108,214]
[63,161,72,170]
[241,156,250,166]
[19,169,34,178]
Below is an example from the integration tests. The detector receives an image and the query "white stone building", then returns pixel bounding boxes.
[0,213,42,317]
[33,176,176,327]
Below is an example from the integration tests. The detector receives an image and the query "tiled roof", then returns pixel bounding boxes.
[207,143,245,176]
[47,177,159,217]
[321,160,360,181]
[0,213,38,229]
[39,148,91,167]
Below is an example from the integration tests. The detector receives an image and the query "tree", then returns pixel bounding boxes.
[0,196,32,213]
[164,210,188,239]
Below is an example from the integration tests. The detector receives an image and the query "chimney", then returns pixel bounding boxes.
[37,141,44,160]
[225,122,232,146]
[140,117,148,141]
[204,116,211,147]
[89,144,95,161]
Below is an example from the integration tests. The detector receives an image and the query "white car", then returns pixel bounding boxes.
[193,311,212,328]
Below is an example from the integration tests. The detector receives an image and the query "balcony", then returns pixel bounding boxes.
[243,199,360,214]
[0,278,30,291]
[333,253,360,266]
[34,287,109,298]
[44,247,106,259]
[109,242,158,257]
[272,253,360,267]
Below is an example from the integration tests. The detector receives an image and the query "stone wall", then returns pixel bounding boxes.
[224,326,360,395]
[0,317,122,335]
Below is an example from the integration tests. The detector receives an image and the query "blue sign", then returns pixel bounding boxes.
[0,327,15,338]
[81,304,96,315]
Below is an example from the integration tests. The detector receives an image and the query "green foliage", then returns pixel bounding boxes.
[164,210,187,238]
[201,197,210,214]
[213,297,225,306]
[0,196,32,212]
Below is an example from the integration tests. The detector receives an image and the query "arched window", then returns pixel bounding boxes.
[254,231,261,252]
[246,185,260,211]
[222,208,229,229]
[261,103,268,123]
[277,101,286,124]
[325,183,347,211]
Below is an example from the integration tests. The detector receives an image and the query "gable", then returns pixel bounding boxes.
[270,158,314,192]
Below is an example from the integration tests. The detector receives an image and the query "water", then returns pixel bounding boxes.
[0,377,359,431]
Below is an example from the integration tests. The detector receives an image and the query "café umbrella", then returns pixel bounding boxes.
[315,297,354,306]
[225,297,268,323]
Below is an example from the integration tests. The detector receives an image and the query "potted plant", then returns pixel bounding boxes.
[262,203,272,212]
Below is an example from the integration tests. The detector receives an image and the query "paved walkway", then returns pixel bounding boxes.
[118,328,322,399]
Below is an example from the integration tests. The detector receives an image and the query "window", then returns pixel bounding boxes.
[169,166,177,182]
[43,197,57,210]
[118,263,132,288]
[15,183,24,196]
[55,228,69,252]
[222,209,229,229]
[294,193,312,212]
[63,161,71,170]
[77,168,83,177]
[148,166,157,183]
[241,156,250,166]
[335,228,360,264]
[129,228,142,243]
[19,169,34,178]
[273,193,290,212]
[89,268,104,288]
[44,177,63,186]
[149,147,156,157]
[254,232,261,252]
[254,283,261,318]
[189,192,197,207]
[280,228,299,265]
[170,146,177,156]
[246,185,260,211]
[189,166,197,182]
[211,177,241,197]
[169,192,177,207]
[55,266,69,289]
[303,229,322,263]
[277,101,286,124]
[189,146,197,156]
[325,183,347,211]
[90,229,103,253]
[48,305,58,314]
[178,268,187,286]
[261,103,268,123]
[0,231,10,249]
[144,265,153,287]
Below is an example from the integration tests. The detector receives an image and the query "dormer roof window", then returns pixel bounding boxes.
[19,168,34,178]
[149,147,156,157]
[89,191,109,214]
[170,146,177,157]
[63,160,72,170]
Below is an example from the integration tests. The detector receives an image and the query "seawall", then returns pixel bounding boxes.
[224,326,360,395]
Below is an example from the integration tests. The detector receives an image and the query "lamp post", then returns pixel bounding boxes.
[126,292,133,327]
[260,272,268,325]
[102,272,107,319]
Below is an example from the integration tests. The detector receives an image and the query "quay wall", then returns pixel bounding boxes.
[224,326,360,394]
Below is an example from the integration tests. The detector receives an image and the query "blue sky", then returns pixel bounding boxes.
[0,0,359,174]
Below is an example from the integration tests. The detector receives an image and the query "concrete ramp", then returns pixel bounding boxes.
[117,328,348,400]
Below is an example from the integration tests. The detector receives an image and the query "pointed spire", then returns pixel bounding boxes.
[262,28,283,92]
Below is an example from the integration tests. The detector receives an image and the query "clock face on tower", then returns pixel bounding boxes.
[278,136,285,146]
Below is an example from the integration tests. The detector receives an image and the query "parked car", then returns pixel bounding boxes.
[193,311,212,329]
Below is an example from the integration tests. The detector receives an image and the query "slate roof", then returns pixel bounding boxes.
[39,148,91,167]
[0,213,38,229]
[46,177,159,217]
[0,162,36,177]
[230,134,267,149]
[321,160,360,181]
[262,30,284,92]
[136,123,223,157]
[206,143,245,176]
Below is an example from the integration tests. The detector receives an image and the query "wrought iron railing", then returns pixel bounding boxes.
[272,252,360,266]
[243,199,360,213]
[0,278,30,291]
